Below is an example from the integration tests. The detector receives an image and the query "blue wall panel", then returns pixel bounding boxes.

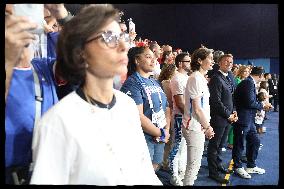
[234,58,272,73]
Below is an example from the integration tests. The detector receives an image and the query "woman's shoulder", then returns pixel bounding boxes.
[44,92,81,115]
[121,74,139,87]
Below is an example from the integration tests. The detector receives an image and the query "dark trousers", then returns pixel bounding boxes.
[218,124,231,153]
[232,122,260,169]
[207,123,230,175]
[273,96,279,111]
[5,165,31,185]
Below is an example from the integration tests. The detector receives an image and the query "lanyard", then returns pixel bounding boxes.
[134,72,163,111]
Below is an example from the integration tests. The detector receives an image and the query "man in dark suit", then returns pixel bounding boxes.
[268,74,279,112]
[207,54,237,184]
[233,66,272,179]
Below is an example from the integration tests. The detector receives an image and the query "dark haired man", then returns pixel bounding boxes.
[233,66,272,179]
[168,52,191,185]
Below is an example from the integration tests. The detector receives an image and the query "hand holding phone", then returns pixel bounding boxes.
[13,4,45,35]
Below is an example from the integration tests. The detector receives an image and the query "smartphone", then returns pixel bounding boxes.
[128,18,135,33]
[13,4,44,35]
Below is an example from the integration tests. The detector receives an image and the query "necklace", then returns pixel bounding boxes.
[82,88,116,109]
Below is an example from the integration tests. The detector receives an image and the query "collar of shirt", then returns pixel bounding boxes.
[250,76,257,86]
[250,76,258,93]
[218,70,228,77]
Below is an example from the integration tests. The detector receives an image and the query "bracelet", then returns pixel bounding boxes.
[57,11,73,26]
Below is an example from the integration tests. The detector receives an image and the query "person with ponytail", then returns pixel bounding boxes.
[121,46,171,172]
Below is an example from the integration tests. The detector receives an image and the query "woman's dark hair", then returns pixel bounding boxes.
[158,63,176,83]
[257,91,266,102]
[56,4,120,86]
[190,48,213,72]
[127,46,147,78]
[259,81,268,91]
[161,51,172,63]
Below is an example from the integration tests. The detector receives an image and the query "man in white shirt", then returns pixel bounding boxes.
[168,52,191,186]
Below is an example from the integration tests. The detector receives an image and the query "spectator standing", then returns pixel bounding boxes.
[255,92,266,134]
[31,5,162,185]
[160,50,174,70]
[157,63,176,171]
[233,66,272,179]
[227,64,250,149]
[168,52,191,186]
[207,54,236,184]
[182,47,215,186]
[149,41,162,79]
[121,46,171,172]
[5,5,59,184]
[268,74,279,112]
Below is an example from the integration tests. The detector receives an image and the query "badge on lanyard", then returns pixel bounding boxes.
[152,109,166,128]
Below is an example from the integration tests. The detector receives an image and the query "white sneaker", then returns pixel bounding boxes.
[245,166,265,174]
[178,170,185,179]
[235,167,251,179]
[170,176,183,186]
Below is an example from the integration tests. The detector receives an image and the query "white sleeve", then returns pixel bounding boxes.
[186,75,203,99]
[30,112,76,184]
[170,76,183,96]
[128,98,162,185]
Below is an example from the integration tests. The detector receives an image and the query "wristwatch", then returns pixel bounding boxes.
[57,11,73,26]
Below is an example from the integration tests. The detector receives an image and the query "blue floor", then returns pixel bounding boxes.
[156,111,279,186]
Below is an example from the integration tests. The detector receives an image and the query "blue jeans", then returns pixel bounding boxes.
[168,114,183,175]
[144,133,165,164]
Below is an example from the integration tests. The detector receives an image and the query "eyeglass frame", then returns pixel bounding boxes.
[84,30,130,48]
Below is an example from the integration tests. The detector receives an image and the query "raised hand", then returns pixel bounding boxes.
[44,4,68,19]
[5,14,37,66]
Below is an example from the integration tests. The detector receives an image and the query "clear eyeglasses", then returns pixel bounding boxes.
[85,30,131,48]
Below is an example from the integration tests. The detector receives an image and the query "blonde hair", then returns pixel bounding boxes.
[237,65,249,79]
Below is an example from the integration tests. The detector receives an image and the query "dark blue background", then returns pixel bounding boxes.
[114,4,279,59]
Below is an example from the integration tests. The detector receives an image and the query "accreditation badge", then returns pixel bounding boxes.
[152,108,166,128]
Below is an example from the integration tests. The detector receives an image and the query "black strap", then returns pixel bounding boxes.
[57,11,73,26]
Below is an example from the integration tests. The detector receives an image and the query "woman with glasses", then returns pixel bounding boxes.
[121,46,171,173]
[30,5,162,185]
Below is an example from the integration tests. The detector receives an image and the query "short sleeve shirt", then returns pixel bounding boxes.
[182,71,210,131]
[170,72,189,115]
[120,72,168,125]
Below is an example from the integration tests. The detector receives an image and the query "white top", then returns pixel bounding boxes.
[30,90,162,185]
[151,60,161,80]
[182,71,211,131]
[170,71,188,115]
[259,88,270,103]
[255,109,265,124]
